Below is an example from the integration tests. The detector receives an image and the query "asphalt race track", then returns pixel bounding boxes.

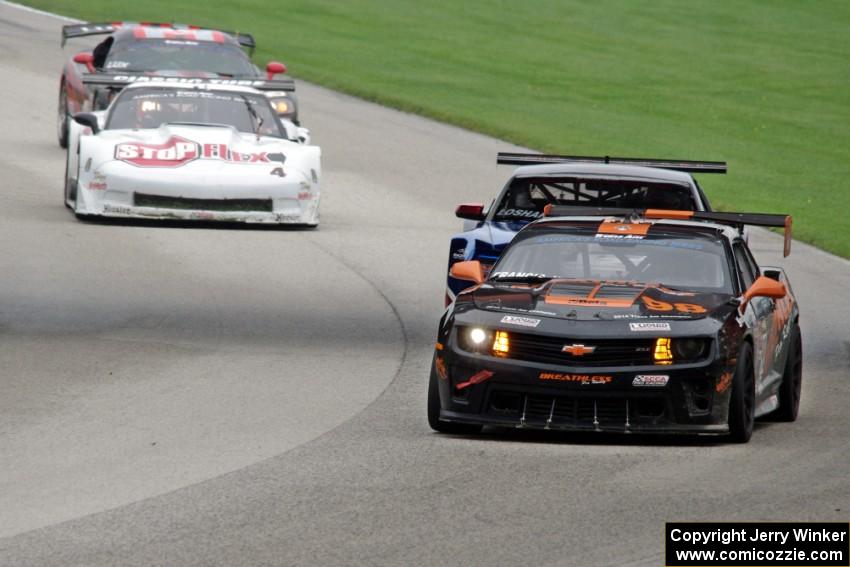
[0,3,848,566]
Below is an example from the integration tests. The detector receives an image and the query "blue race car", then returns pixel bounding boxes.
[445,153,724,305]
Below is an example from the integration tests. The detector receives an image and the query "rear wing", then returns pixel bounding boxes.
[81,74,295,92]
[61,22,256,53]
[542,205,792,256]
[497,152,727,174]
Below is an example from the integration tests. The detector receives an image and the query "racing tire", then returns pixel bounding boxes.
[727,342,755,443]
[427,356,482,435]
[770,323,802,422]
[58,79,69,149]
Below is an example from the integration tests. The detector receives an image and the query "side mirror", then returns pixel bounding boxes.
[73,52,95,73]
[450,260,484,284]
[266,61,287,79]
[455,202,485,221]
[742,275,786,306]
[72,112,100,134]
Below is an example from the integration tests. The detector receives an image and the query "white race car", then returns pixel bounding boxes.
[65,79,321,225]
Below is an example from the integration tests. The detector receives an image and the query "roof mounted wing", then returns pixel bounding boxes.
[62,22,256,52]
[497,152,727,174]
[61,23,119,47]
[542,205,792,256]
[81,74,295,92]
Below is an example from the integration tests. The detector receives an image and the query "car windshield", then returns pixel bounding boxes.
[491,231,732,293]
[103,39,256,76]
[492,177,698,222]
[106,88,283,137]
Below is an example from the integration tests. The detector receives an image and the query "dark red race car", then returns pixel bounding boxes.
[57,22,295,147]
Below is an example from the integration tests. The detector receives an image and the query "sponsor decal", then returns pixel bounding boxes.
[270,167,286,177]
[491,271,549,279]
[104,61,129,69]
[500,315,540,328]
[451,247,466,261]
[112,75,274,87]
[435,356,448,380]
[115,135,199,167]
[539,372,612,385]
[716,371,733,393]
[629,322,671,332]
[595,233,645,240]
[274,213,301,222]
[496,208,542,219]
[103,204,131,214]
[562,344,596,356]
[612,313,692,320]
[633,374,669,387]
[87,181,107,190]
[297,191,311,200]
[115,137,276,168]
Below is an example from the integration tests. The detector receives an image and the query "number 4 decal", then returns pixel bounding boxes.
[269,167,285,177]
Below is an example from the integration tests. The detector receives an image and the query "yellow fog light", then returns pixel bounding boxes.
[272,99,290,114]
[654,337,673,365]
[492,331,510,356]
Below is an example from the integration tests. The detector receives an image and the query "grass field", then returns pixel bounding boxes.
[21,0,850,256]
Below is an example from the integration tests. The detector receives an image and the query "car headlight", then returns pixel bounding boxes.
[458,327,510,357]
[654,338,709,364]
[269,96,297,119]
[672,338,709,361]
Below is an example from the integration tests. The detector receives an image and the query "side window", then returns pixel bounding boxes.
[733,242,755,290]
[742,244,760,278]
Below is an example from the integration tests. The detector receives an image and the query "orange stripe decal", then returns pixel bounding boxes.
[645,209,694,220]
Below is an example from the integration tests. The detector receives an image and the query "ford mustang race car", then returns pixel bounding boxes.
[445,153,725,305]
[65,78,321,225]
[58,22,295,148]
[429,206,800,443]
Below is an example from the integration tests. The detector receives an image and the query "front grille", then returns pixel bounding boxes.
[506,332,655,367]
[488,390,667,428]
[134,193,273,212]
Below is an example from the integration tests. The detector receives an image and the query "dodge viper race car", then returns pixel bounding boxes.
[65,78,321,225]
[58,21,295,148]
[429,206,800,443]
[445,153,725,305]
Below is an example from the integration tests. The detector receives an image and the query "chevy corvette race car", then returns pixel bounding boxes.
[58,21,295,148]
[445,153,724,305]
[65,79,321,225]
[429,206,801,442]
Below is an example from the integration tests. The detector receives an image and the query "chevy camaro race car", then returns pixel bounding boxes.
[58,22,295,147]
[445,153,724,305]
[429,206,800,442]
[65,79,321,225]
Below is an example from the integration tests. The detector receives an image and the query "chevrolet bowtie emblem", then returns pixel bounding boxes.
[562,344,596,356]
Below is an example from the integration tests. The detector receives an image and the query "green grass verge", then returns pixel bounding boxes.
[24,0,850,256]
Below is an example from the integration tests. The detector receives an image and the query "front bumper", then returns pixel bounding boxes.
[436,341,733,435]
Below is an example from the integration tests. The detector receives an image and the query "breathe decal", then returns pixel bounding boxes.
[115,137,278,168]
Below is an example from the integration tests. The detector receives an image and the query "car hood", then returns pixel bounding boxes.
[464,278,736,326]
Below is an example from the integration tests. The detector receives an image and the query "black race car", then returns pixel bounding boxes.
[429,206,801,442]
[57,22,296,148]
